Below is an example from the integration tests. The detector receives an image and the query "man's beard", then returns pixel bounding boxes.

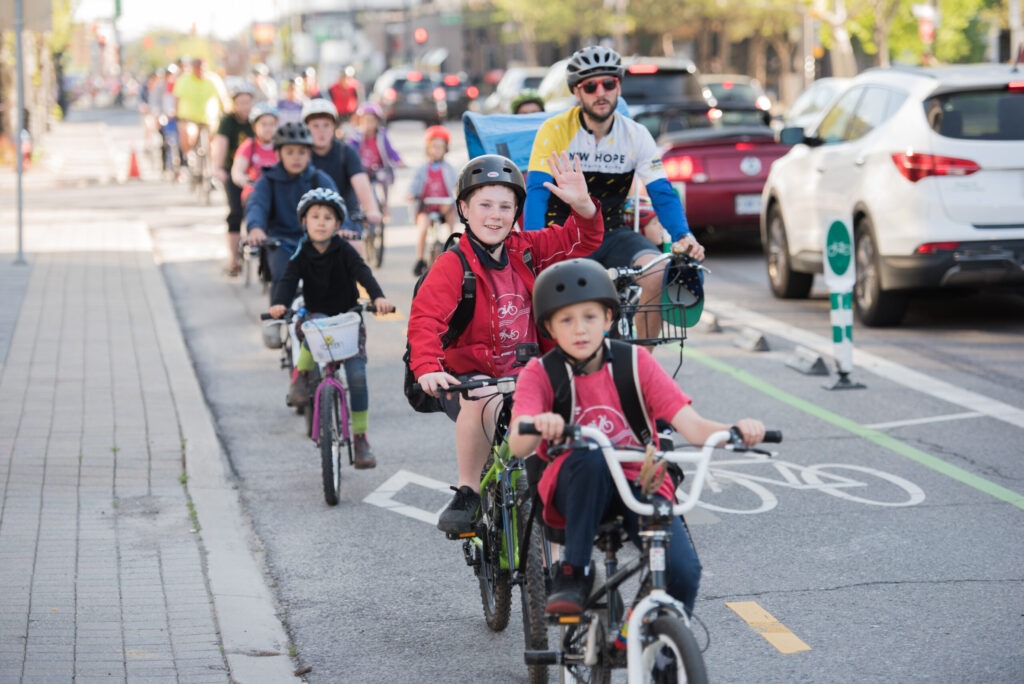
[580,95,617,124]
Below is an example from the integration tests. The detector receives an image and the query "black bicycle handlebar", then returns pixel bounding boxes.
[259,303,378,322]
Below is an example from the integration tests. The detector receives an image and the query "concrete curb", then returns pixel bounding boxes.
[141,231,301,682]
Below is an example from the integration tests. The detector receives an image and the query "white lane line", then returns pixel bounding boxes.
[707,300,1024,430]
[865,411,984,430]
[363,469,451,525]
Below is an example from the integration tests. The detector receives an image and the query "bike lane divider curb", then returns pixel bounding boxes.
[144,242,302,682]
[687,348,1024,512]
[726,601,812,654]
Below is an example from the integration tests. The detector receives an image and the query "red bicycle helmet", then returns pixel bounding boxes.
[425,125,450,145]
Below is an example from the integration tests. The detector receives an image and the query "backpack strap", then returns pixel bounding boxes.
[440,244,476,349]
[607,339,654,446]
[541,350,574,426]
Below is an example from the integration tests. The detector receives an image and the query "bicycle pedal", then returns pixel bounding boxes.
[524,650,562,666]
[445,530,476,541]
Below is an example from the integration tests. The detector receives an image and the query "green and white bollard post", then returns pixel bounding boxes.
[823,218,865,390]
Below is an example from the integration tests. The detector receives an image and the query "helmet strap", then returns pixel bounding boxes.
[557,339,607,376]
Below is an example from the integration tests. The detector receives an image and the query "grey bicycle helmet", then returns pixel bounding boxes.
[272,121,313,150]
[566,46,624,89]
[249,101,279,125]
[301,98,339,124]
[231,83,256,100]
[455,154,527,221]
[533,258,619,327]
[297,187,348,223]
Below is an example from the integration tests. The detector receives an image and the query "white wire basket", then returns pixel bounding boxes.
[300,312,361,364]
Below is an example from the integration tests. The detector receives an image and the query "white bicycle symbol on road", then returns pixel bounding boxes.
[679,452,925,514]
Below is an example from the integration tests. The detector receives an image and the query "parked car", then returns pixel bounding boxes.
[660,124,792,237]
[482,66,549,113]
[371,67,446,125]
[783,77,852,133]
[700,74,773,125]
[440,72,480,119]
[537,56,714,137]
[761,64,1024,326]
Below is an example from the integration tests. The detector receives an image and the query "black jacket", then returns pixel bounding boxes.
[272,235,385,315]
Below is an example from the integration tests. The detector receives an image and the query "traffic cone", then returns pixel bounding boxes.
[127,147,141,180]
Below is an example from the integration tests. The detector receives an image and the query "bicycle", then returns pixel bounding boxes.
[289,305,377,506]
[183,121,214,205]
[430,345,548,654]
[608,249,707,347]
[421,196,456,267]
[518,422,782,684]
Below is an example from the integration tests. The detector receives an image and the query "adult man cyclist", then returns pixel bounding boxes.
[524,46,705,339]
[172,57,227,159]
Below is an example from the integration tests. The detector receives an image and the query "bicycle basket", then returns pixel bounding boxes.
[616,300,690,346]
[301,312,361,363]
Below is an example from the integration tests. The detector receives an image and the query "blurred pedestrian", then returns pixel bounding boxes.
[213,84,256,275]
[328,66,365,124]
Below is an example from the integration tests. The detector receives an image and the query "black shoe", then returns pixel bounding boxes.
[413,259,428,277]
[545,562,594,615]
[437,485,481,534]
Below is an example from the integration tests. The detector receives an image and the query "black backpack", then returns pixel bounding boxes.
[541,338,653,446]
[403,243,477,413]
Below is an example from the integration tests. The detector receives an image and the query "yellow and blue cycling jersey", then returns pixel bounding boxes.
[524,106,689,239]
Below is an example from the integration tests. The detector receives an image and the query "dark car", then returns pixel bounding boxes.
[371,67,447,125]
[440,72,480,119]
[660,124,791,236]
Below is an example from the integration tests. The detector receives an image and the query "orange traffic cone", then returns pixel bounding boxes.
[127,147,141,180]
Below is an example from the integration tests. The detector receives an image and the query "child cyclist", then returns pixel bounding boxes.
[409,125,457,276]
[508,257,766,616]
[231,102,279,205]
[267,188,395,468]
[409,152,603,535]
[244,121,338,293]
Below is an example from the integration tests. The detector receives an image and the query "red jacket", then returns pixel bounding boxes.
[409,206,603,379]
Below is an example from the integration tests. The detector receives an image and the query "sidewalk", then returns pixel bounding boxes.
[0,110,298,682]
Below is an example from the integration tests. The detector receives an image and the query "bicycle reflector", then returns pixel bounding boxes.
[662,259,705,328]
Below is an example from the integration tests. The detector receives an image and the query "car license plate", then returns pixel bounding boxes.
[735,194,762,215]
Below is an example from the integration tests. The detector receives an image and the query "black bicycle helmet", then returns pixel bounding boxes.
[533,258,619,328]
[272,121,313,150]
[297,187,348,223]
[455,154,527,221]
[566,46,624,89]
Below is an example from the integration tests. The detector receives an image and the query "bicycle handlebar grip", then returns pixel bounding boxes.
[764,429,783,444]
[259,313,272,321]
[518,421,540,435]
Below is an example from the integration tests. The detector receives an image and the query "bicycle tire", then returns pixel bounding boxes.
[196,128,212,205]
[520,499,550,684]
[560,619,612,684]
[477,477,512,631]
[319,385,341,506]
[364,222,384,268]
[641,616,708,684]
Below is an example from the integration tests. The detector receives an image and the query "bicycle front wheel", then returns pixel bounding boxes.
[318,385,342,506]
[477,484,512,631]
[517,479,550,684]
[363,222,384,268]
[640,616,707,684]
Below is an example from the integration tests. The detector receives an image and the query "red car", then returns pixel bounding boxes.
[660,120,791,236]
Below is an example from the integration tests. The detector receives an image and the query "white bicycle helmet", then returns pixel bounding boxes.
[301,98,339,124]
[566,46,624,89]
[249,102,279,125]
[297,187,348,223]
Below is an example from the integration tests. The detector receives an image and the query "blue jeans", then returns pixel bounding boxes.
[552,448,702,615]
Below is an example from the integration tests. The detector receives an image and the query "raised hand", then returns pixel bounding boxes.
[542,151,597,219]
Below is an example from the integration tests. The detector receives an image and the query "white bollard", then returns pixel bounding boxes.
[822,218,865,390]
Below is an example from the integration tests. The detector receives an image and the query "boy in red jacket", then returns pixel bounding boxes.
[408,152,602,534]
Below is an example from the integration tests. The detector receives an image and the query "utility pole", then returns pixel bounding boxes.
[1010,0,1023,63]
[113,0,124,106]
[14,0,27,264]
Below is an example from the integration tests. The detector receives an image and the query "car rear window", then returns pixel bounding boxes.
[926,90,1024,141]
[706,82,760,103]
[622,72,704,104]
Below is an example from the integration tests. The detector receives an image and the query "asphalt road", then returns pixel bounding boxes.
[62,110,1024,683]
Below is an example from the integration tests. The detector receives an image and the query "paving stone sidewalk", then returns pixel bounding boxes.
[0,112,298,682]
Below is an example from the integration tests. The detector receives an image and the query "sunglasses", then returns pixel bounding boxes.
[579,77,619,95]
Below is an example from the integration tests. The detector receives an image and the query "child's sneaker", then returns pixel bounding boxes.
[353,434,376,469]
[287,371,313,406]
[545,562,594,615]
[436,485,480,534]
[412,259,427,277]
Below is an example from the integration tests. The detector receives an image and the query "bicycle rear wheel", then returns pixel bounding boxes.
[477,482,512,631]
[364,221,385,268]
[318,385,342,506]
[641,616,707,684]
[196,128,212,205]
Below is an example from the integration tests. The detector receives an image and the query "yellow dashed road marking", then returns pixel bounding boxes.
[726,601,811,654]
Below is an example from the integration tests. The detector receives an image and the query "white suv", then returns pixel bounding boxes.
[761,65,1024,326]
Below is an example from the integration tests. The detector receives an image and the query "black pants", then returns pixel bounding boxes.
[225,176,243,234]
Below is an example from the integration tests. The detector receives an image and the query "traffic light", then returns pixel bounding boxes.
[414,27,428,44]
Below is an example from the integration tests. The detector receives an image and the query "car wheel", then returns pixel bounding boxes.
[854,218,907,327]
[765,204,813,299]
